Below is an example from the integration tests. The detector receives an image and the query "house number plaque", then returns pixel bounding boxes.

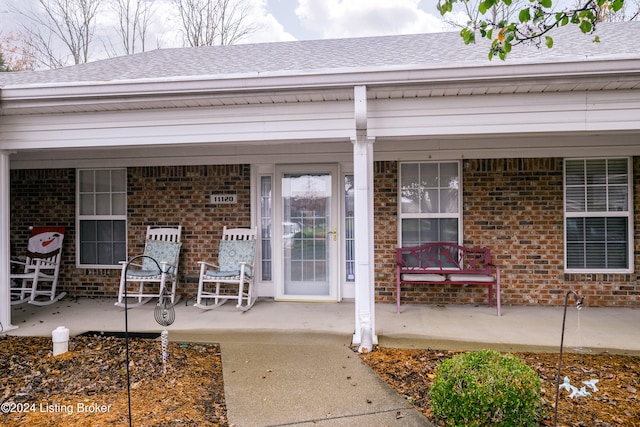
[210,194,237,204]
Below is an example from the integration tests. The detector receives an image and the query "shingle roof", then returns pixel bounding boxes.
[1,21,639,87]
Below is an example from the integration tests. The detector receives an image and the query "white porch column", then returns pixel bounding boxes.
[351,85,377,351]
[0,150,17,332]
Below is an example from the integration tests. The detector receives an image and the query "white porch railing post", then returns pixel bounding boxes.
[0,150,17,331]
[352,85,377,351]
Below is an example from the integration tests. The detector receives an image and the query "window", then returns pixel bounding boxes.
[260,175,273,281]
[564,158,632,272]
[399,162,461,246]
[345,175,355,282]
[77,169,127,267]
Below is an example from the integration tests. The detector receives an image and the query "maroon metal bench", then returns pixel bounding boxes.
[396,242,501,316]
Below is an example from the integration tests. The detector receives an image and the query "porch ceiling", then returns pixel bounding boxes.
[8,128,640,170]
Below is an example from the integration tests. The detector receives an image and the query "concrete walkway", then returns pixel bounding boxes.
[208,331,430,426]
[5,298,640,426]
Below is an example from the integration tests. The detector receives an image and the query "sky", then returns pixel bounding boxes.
[0,0,456,57]
[0,0,583,66]
[255,0,450,42]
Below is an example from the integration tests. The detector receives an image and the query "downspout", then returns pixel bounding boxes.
[0,150,17,332]
[351,85,377,352]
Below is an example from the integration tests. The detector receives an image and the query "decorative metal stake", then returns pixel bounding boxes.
[554,290,584,427]
[160,330,169,375]
[123,254,174,427]
[154,284,175,375]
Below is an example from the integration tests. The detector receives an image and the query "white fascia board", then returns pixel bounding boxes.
[2,57,640,105]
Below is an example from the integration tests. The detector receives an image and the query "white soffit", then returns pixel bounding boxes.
[1,58,640,115]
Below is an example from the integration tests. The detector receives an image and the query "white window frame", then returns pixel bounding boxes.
[398,161,463,247]
[76,168,127,268]
[563,157,633,274]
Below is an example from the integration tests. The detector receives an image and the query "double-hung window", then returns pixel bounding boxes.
[77,169,127,267]
[399,162,461,246]
[564,158,632,272]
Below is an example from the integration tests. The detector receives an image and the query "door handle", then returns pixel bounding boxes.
[327,227,337,241]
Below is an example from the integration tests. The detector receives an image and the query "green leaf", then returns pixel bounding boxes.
[478,0,498,14]
[593,35,601,43]
[519,8,531,22]
[436,1,453,15]
[545,36,553,49]
[579,20,593,34]
[539,0,552,7]
[460,28,476,45]
[611,0,624,12]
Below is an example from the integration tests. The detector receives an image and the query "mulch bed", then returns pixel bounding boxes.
[0,335,227,426]
[2,335,639,426]
[359,347,640,427]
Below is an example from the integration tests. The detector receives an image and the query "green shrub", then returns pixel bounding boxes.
[430,349,542,426]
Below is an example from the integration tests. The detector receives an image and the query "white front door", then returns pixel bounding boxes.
[275,165,339,301]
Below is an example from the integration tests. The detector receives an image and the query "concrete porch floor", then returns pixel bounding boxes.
[5,297,640,355]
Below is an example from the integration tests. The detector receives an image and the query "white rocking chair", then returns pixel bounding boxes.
[115,226,182,309]
[194,226,258,311]
[10,226,67,306]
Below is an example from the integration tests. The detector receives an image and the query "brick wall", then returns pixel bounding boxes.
[376,158,639,308]
[10,159,639,307]
[11,165,251,299]
[373,161,399,302]
[10,169,77,295]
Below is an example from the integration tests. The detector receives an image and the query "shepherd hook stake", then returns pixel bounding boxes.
[554,290,584,427]
[123,254,172,427]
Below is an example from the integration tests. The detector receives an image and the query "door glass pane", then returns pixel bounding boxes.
[345,175,355,282]
[283,173,331,296]
[260,176,273,281]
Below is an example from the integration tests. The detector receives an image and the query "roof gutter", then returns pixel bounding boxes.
[2,57,640,105]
